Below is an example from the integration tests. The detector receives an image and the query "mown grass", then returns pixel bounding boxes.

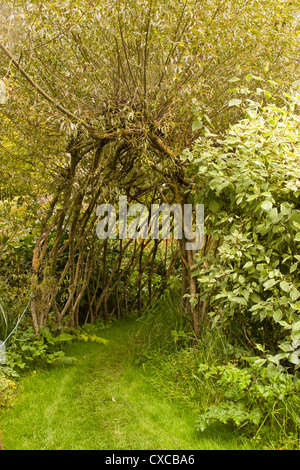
[0,320,257,450]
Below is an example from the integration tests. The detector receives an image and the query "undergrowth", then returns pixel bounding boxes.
[133,290,300,450]
[0,320,111,411]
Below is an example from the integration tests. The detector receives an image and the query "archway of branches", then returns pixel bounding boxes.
[28,129,201,335]
[1,0,298,338]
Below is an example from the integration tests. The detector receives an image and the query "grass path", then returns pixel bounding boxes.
[0,320,255,450]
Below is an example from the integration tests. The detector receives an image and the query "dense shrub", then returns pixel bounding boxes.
[184,94,300,371]
[136,92,300,449]
[179,92,300,446]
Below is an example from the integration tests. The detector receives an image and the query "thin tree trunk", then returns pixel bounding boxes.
[187,249,200,339]
[148,239,158,303]
[138,240,145,314]
[151,247,179,301]
[102,239,108,320]
[178,238,189,313]
[96,239,133,316]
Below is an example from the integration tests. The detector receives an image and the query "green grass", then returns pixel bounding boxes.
[0,320,257,450]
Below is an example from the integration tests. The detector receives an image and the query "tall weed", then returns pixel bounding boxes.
[133,288,193,358]
[132,289,248,412]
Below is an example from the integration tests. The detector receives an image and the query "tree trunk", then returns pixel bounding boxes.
[187,248,200,340]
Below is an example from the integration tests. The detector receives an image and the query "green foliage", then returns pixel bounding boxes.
[196,359,300,448]
[1,0,299,334]
[179,91,300,448]
[0,197,40,337]
[3,327,72,373]
[133,288,194,360]
[2,322,109,379]
[185,93,300,370]
[136,298,300,448]
[133,292,249,411]
[0,296,8,340]
[65,321,111,345]
[0,320,110,409]
[0,370,16,409]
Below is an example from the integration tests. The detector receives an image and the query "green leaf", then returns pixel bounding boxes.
[289,351,300,365]
[280,281,290,293]
[290,263,298,274]
[192,119,203,131]
[250,292,261,303]
[243,261,253,269]
[80,334,89,342]
[280,202,292,215]
[228,99,242,107]
[279,342,294,353]
[294,232,300,241]
[291,321,300,341]
[56,333,74,342]
[89,335,109,345]
[273,309,283,322]
[232,296,248,306]
[263,278,277,290]
[261,200,273,212]
[245,74,264,83]
[264,90,272,99]
[225,136,241,144]
[228,77,241,83]
[208,200,219,213]
[290,287,300,302]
